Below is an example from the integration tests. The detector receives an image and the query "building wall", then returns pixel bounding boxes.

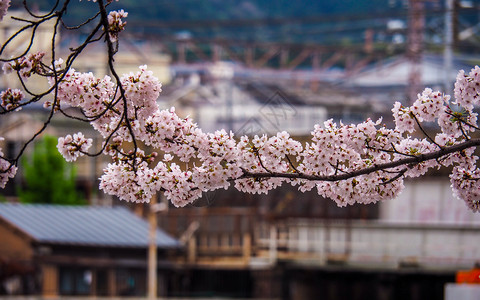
[40,264,58,297]
[380,178,480,225]
[0,10,57,93]
[62,46,171,86]
[193,82,327,136]
[0,221,33,261]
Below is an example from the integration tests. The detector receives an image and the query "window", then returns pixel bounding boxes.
[59,267,92,295]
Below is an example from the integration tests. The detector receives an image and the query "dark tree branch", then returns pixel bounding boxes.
[96,0,139,171]
[240,138,480,182]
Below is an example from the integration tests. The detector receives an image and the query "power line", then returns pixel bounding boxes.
[125,6,480,30]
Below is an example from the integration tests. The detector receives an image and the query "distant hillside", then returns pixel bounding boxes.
[16,1,480,53]
[16,0,406,44]
[21,0,397,21]
[109,0,396,21]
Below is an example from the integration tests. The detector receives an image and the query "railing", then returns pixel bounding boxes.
[161,207,480,269]
[196,232,245,256]
[160,208,255,263]
[255,219,480,269]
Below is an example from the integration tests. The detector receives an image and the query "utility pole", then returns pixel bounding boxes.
[147,194,168,299]
[147,194,157,300]
[444,0,454,92]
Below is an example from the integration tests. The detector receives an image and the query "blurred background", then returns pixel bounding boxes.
[1,0,480,299]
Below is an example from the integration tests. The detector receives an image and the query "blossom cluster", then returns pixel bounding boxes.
[392,88,451,133]
[293,118,406,206]
[107,9,128,42]
[57,133,93,162]
[52,68,116,134]
[0,137,17,189]
[451,163,480,212]
[1,88,24,111]
[454,66,480,111]
[39,63,480,212]
[0,0,9,21]
[2,52,46,79]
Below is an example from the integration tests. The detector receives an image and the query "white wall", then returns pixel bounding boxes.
[445,284,480,300]
[195,82,327,136]
[380,178,480,225]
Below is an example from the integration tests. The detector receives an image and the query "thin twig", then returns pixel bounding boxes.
[411,113,442,149]
[381,168,407,185]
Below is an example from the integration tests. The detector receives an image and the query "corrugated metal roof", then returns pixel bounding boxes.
[0,203,180,249]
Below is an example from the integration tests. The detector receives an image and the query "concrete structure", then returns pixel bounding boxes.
[343,54,476,107]
[158,66,327,136]
[382,178,480,225]
[445,284,480,300]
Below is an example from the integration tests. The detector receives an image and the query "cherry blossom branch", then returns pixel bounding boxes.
[0,0,122,176]
[96,0,139,170]
[1,1,480,213]
[241,138,480,182]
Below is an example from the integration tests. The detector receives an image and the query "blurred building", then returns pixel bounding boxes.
[150,57,480,299]
[159,65,328,136]
[342,54,475,112]
[2,7,480,298]
[0,203,180,296]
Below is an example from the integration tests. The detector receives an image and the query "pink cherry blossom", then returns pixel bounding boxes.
[0,137,16,188]
[2,17,480,214]
[1,88,24,111]
[57,132,93,162]
[107,9,128,42]
[48,65,480,212]
[0,0,10,21]
[3,52,45,79]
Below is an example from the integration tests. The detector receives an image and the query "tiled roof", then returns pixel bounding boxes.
[0,203,180,249]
